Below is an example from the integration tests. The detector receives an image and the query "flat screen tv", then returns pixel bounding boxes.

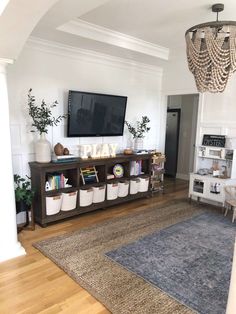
[67,90,127,137]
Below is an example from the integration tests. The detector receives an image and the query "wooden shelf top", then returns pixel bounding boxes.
[29,153,152,169]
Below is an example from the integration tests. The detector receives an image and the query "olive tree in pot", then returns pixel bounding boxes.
[14,174,35,231]
[27,89,66,163]
[125,116,151,150]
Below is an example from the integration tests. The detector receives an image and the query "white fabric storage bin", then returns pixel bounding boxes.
[130,178,140,195]
[139,177,150,192]
[107,182,119,200]
[118,180,129,197]
[46,194,62,215]
[93,185,106,203]
[80,188,93,207]
[61,191,78,211]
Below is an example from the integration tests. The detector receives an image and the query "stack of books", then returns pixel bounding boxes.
[46,173,72,190]
[130,160,144,176]
[52,154,77,163]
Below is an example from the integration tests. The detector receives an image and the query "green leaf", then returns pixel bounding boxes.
[27,89,67,134]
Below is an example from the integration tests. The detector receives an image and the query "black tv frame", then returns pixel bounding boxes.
[67,90,127,137]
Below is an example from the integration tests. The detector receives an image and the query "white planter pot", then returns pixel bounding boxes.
[134,138,143,150]
[35,133,51,163]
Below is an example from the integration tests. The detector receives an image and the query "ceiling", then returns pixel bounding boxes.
[28,0,236,66]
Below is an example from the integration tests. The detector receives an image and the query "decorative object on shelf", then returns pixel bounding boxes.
[27,89,66,163]
[14,174,35,231]
[113,164,124,178]
[54,143,64,156]
[80,143,117,159]
[80,166,99,185]
[125,116,150,150]
[202,134,225,148]
[54,143,70,157]
[123,148,133,155]
[63,147,70,155]
[185,3,236,93]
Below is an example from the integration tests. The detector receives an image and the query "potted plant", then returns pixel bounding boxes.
[14,174,34,214]
[125,116,151,150]
[27,89,66,163]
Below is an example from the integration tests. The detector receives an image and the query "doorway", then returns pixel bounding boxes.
[164,94,199,180]
[165,109,181,177]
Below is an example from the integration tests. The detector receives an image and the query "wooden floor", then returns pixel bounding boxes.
[0,178,188,314]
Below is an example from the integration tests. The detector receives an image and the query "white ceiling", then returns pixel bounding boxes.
[30,0,236,66]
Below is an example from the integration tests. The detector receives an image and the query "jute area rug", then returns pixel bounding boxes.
[34,200,222,314]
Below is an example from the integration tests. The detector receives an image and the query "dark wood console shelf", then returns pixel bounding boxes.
[29,154,152,227]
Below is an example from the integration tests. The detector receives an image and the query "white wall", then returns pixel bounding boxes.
[7,38,164,178]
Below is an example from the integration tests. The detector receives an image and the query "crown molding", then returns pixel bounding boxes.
[26,37,163,76]
[57,19,169,61]
[0,58,14,64]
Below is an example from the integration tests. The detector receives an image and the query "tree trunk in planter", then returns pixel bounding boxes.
[35,133,51,163]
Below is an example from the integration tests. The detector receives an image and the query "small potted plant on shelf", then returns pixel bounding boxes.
[125,116,151,150]
[14,174,35,231]
[27,88,67,163]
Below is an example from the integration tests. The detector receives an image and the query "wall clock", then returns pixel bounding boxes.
[113,164,124,178]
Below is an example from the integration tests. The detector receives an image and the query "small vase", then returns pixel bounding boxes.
[35,133,51,163]
[134,138,143,151]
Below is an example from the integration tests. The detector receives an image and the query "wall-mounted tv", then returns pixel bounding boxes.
[67,90,127,137]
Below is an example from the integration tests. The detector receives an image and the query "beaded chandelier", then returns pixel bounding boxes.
[185,3,236,93]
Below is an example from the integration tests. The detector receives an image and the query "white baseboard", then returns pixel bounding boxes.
[0,242,26,263]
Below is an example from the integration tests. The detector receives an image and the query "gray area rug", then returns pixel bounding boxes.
[33,200,235,314]
[106,212,236,314]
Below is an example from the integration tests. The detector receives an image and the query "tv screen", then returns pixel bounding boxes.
[67,90,127,137]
